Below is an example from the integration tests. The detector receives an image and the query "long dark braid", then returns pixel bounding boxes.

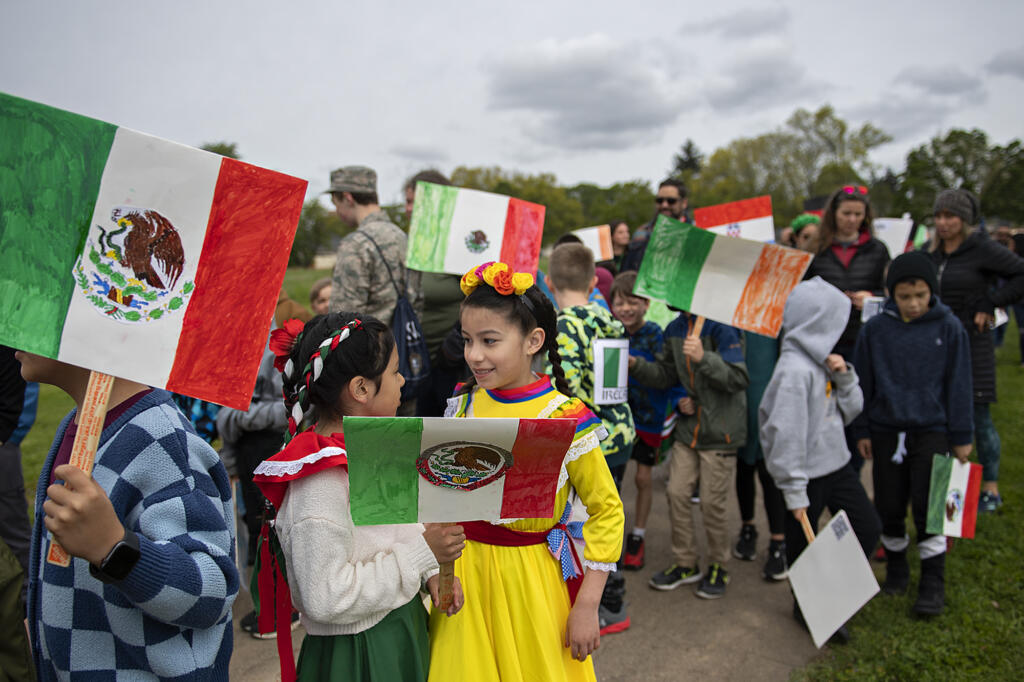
[279,312,393,435]
[457,283,570,396]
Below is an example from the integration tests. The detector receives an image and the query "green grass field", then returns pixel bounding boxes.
[15,272,1024,678]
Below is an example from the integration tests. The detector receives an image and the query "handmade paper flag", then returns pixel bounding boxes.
[693,196,775,243]
[927,455,981,539]
[789,511,880,648]
[634,215,813,337]
[873,217,913,259]
[593,339,629,405]
[0,92,306,409]
[572,225,613,261]
[345,416,576,525]
[407,182,545,276]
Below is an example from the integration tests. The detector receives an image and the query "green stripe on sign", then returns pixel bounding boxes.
[407,182,458,272]
[345,416,423,525]
[603,347,620,388]
[0,92,117,357]
[926,455,952,535]
[635,215,715,311]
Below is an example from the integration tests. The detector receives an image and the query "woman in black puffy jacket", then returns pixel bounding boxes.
[929,189,1024,513]
[805,185,892,360]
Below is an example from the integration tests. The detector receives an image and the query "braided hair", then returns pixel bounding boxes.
[457,284,571,397]
[280,311,393,435]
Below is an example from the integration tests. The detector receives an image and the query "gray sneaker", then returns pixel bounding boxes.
[649,564,703,591]
[695,563,729,599]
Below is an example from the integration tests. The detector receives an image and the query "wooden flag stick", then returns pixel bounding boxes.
[689,315,706,338]
[438,522,456,610]
[799,512,816,544]
[46,370,115,566]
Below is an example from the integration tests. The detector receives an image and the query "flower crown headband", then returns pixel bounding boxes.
[269,317,363,436]
[460,261,534,297]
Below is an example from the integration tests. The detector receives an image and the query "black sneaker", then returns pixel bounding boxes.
[733,524,757,561]
[762,540,788,581]
[696,563,729,599]
[240,609,300,640]
[649,564,703,591]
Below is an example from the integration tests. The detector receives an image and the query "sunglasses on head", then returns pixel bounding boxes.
[841,185,868,196]
[655,197,679,205]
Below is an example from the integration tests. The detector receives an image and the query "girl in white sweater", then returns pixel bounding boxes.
[252,312,465,682]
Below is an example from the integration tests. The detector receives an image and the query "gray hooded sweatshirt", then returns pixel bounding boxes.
[759,277,863,510]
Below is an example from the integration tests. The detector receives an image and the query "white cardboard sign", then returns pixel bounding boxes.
[788,510,879,648]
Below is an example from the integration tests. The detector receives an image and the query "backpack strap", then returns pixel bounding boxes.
[356,230,406,298]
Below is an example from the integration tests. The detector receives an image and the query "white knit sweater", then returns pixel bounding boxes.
[274,467,439,635]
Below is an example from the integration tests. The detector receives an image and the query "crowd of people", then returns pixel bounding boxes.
[3,163,1023,681]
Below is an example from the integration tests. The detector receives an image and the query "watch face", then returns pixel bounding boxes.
[103,541,140,580]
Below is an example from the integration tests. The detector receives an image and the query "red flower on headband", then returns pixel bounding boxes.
[269,318,306,372]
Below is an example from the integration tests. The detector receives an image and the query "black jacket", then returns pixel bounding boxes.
[929,230,1024,402]
[804,235,891,355]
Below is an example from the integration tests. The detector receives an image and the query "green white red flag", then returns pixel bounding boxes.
[927,455,981,539]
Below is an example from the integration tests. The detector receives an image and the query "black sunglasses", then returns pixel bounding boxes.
[655,197,679,205]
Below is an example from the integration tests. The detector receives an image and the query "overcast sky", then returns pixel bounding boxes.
[2,1,1022,207]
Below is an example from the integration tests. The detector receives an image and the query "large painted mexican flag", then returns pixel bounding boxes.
[345,416,576,525]
[634,215,812,337]
[0,92,307,409]
[407,182,546,276]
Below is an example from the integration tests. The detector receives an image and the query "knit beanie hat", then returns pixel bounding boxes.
[933,189,979,224]
[790,213,821,234]
[886,251,938,295]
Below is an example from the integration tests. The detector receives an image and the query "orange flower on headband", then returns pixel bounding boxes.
[460,261,535,297]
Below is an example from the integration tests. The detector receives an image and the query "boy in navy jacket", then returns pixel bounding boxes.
[853,251,973,616]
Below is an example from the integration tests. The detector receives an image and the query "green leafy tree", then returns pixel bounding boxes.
[566,181,656,230]
[200,142,240,159]
[289,198,350,267]
[670,139,704,177]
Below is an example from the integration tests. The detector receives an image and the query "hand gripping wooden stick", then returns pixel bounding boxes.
[46,371,115,566]
[438,523,456,610]
[689,315,706,338]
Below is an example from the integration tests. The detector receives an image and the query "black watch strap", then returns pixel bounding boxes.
[89,527,141,584]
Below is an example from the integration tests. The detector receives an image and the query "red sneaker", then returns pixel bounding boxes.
[623,533,645,570]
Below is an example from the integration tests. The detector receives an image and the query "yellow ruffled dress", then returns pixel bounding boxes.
[428,375,624,682]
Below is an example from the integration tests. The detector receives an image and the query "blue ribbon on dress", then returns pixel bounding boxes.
[546,500,585,582]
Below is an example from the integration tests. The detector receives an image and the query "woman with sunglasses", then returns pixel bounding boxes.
[805,185,891,470]
[928,189,1024,513]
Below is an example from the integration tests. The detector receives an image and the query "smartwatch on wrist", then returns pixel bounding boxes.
[89,527,141,583]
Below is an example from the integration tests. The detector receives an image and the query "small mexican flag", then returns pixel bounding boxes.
[407,182,545,276]
[634,215,812,337]
[572,225,613,261]
[0,92,306,409]
[927,455,982,539]
[694,196,775,243]
[345,416,576,525]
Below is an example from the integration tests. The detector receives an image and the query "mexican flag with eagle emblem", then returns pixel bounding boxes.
[0,91,307,409]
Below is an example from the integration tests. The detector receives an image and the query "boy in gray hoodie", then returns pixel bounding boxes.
[760,277,881,633]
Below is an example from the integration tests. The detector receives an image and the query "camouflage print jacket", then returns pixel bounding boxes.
[552,303,636,468]
[329,210,423,325]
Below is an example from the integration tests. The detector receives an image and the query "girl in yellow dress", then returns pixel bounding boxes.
[428,262,625,682]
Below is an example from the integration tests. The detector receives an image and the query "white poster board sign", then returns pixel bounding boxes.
[788,510,879,648]
[873,217,914,259]
[861,296,885,323]
[592,338,629,405]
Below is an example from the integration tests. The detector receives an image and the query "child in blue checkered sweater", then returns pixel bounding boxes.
[20,352,239,680]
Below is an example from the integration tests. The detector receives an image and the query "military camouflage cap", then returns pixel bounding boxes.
[325,166,377,195]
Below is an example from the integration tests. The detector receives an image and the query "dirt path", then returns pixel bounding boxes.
[230,457,872,680]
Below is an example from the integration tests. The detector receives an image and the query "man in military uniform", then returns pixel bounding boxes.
[327,165,422,414]
[327,165,422,323]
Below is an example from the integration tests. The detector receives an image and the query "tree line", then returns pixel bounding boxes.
[204,103,1024,268]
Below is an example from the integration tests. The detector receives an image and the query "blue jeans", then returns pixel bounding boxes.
[974,402,1001,482]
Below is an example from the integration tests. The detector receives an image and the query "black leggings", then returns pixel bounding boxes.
[736,458,786,535]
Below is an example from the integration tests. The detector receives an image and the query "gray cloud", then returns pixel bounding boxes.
[389,142,451,163]
[685,6,790,39]
[704,41,820,111]
[896,66,986,97]
[986,47,1024,79]
[847,95,954,141]
[484,34,690,151]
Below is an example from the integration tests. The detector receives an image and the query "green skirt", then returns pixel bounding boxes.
[295,596,430,682]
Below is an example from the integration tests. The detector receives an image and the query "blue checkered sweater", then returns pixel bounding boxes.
[28,389,238,681]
